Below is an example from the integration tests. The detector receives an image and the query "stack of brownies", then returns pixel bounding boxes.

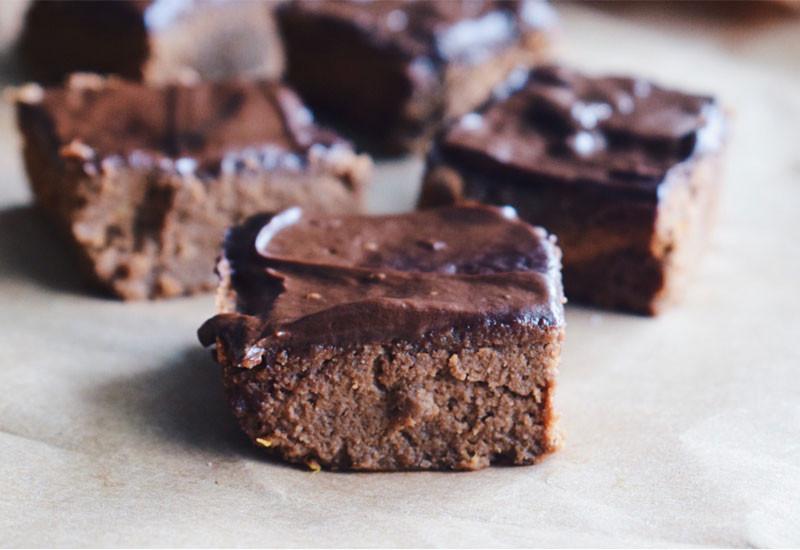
[12,0,726,471]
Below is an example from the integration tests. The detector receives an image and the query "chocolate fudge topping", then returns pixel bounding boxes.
[24,75,339,175]
[440,65,724,196]
[199,204,563,362]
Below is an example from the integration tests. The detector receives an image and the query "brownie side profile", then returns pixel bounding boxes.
[276,0,556,153]
[198,205,565,471]
[420,65,727,315]
[14,75,371,300]
[17,0,282,85]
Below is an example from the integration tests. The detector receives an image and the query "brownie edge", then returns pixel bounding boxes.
[199,205,565,471]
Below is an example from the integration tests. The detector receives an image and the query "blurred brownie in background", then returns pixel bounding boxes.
[17,0,283,84]
[276,0,556,154]
[199,204,565,470]
[420,65,727,315]
[13,74,371,300]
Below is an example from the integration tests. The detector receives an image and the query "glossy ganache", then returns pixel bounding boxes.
[436,65,724,197]
[21,76,346,177]
[199,204,564,362]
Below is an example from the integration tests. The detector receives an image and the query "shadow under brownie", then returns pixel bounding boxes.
[14,74,371,300]
[420,65,727,315]
[198,204,565,471]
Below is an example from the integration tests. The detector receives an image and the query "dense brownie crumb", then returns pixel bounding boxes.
[223,326,560,470]
[199,204,565,471]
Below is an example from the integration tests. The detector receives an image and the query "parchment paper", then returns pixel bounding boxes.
[1,3,799,547]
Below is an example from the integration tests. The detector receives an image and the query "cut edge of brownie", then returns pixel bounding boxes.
[646,147,725,314]
[219,323,564,471]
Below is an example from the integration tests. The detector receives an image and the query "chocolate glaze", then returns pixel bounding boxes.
[19,75,345,177]
[438,65,724,197]
[279,0,556,66]
[198,205,564,365]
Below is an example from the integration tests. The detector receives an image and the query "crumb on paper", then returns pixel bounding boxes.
[255,437,273,448]
[241,345,265,369]
[306,459,321,473]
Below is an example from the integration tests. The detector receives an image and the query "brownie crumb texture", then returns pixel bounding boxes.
[225,328,562,471]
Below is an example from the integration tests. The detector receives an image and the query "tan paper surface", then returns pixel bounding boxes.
[1,4,799,547]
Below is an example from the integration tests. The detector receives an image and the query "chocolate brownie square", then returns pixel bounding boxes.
[198,204,565,471]
[276,0,556,153]
[14,74,371,300]
[18,0,282,84]
[420,65,727,315]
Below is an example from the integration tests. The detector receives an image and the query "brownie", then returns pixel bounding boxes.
[420,65,727,315]
[275,0,556,153]
[14,74,371,300]
[17,0,282,84]
[197,204,565,471]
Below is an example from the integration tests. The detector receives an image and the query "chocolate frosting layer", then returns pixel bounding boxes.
[17,74,345,176]
[439,65,725,196]
[198,205,564,365]
[279,0,556,65]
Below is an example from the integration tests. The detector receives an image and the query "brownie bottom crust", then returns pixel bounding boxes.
[216,324,562,471]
